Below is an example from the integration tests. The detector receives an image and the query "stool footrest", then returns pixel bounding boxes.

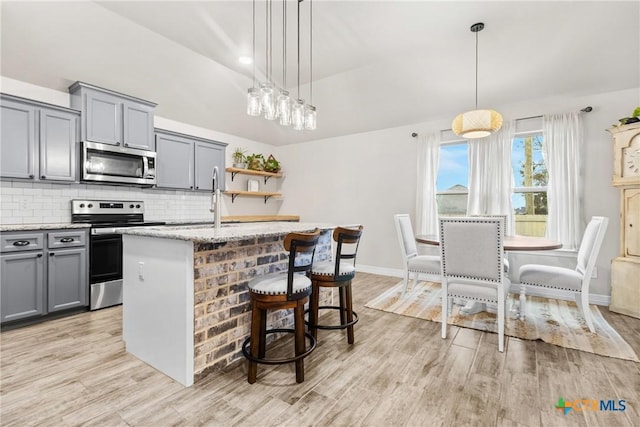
[242,328,317,365]
[305,305,359,330]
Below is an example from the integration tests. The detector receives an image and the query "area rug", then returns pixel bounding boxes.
[365,281,639,362]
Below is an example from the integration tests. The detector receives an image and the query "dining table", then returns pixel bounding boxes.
[415,234,562,316]
[415,234,562,251]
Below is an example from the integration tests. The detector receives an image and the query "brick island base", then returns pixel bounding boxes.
[121,225,333,386]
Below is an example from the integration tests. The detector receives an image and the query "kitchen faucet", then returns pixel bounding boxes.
[210,166,221,229]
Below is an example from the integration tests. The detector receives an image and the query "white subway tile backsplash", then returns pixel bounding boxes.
[1,180,221,225]
[11,181,34,189]
[0,187,24,195]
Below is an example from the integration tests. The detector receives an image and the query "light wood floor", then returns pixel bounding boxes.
[1,272,639,426]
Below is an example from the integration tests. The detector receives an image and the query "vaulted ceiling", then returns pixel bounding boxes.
[1,1,638,145]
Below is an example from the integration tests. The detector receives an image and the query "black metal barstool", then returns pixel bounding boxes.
[241,229,320,384]
[307,226,364,344]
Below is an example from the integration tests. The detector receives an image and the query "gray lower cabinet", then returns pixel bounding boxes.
[47,247,87,312]
[0,93,79,182]
[0,229,88,324]
[155,129,227,191]
[0,251,45,322]
[69,81,156,151]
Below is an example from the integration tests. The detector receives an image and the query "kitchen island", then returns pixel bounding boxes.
[119,222,335,386]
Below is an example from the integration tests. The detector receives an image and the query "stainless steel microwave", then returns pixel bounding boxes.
[82,141,156,186]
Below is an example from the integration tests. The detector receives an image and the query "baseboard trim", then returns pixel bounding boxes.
[356,264,610,306]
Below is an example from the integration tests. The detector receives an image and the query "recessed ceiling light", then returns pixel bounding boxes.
[239,56,252,65]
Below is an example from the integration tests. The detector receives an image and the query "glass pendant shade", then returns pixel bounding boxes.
[246,88,262,116]
[292,99,305,130]
[304,104,316,130]
[451,109,503,139]
[277,90,291,126]
[260,82,277,120]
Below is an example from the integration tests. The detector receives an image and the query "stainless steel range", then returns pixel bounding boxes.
[71,199,165,310]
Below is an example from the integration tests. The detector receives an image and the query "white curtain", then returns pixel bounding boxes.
[466,121,515,235]
[542,112,583,250]
[416,132,440,235]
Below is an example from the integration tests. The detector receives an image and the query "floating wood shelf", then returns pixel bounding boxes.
[223,190,282,204]
[222,215,299,223]
[226,167,282,184]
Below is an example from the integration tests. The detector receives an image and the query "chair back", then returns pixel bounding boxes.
[576,216,609,278]
[439,216,505,284]
[332,226,364,277]
[394,214,418,260]
[470,214,510,236]
[284,229,321,298]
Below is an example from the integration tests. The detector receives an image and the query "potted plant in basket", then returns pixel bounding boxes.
[246,153,265,171]
[263,154,281,173]
[232,148,247,169]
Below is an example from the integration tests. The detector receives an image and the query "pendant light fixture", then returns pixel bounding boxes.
[452,22,502,138]
[246,0,261,116]
[246,0,316,131]
[304,0,316,130]
[261,0,277,120]
[277,0,291,126]
[291,0,305,130]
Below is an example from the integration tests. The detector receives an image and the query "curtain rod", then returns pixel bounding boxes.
[411,106,593,137]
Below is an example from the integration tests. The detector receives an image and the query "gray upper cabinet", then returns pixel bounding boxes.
[39,108,78,181]
[0,97,36,179]
[155,129,227,191]
[1,94,79,182]
[69,81,156,151]
[195,141,225,192]
[156,131,194,190]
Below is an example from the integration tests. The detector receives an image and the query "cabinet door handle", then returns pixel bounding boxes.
[49,253,55,256]
[41,175,46,179]
[37,253,43,258]
[29,174,35,179]
[60,237,75,243]
[12,240,30,247]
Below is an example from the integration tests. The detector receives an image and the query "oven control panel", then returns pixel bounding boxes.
[71,199,145,215]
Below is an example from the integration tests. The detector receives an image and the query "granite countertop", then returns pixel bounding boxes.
[0,223,91,232]
[119,222,337,243]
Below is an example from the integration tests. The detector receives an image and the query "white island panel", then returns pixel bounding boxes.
[122,235,195,386]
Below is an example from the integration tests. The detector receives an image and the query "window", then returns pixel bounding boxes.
[434,131,549,237]
[436,142,468,216]
[511,133,548,237]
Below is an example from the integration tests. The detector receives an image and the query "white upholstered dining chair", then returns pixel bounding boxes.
[518,216,609,333]
[393,214,440,297]
[439,216,510,352]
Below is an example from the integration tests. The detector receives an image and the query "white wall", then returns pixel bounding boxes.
[277,87,640,298]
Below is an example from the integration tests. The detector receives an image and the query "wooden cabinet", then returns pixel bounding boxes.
[155,129,226,191]
[69,81,156,150]
[1,94,79,182]
[224,167,283,203]
[0,229,88,324]
[608,123,640,319]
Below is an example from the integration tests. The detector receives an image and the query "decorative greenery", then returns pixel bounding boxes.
[263,155,281,173]
[246,153,265,171]
[232,147,246,164]
[618,107,640,125]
